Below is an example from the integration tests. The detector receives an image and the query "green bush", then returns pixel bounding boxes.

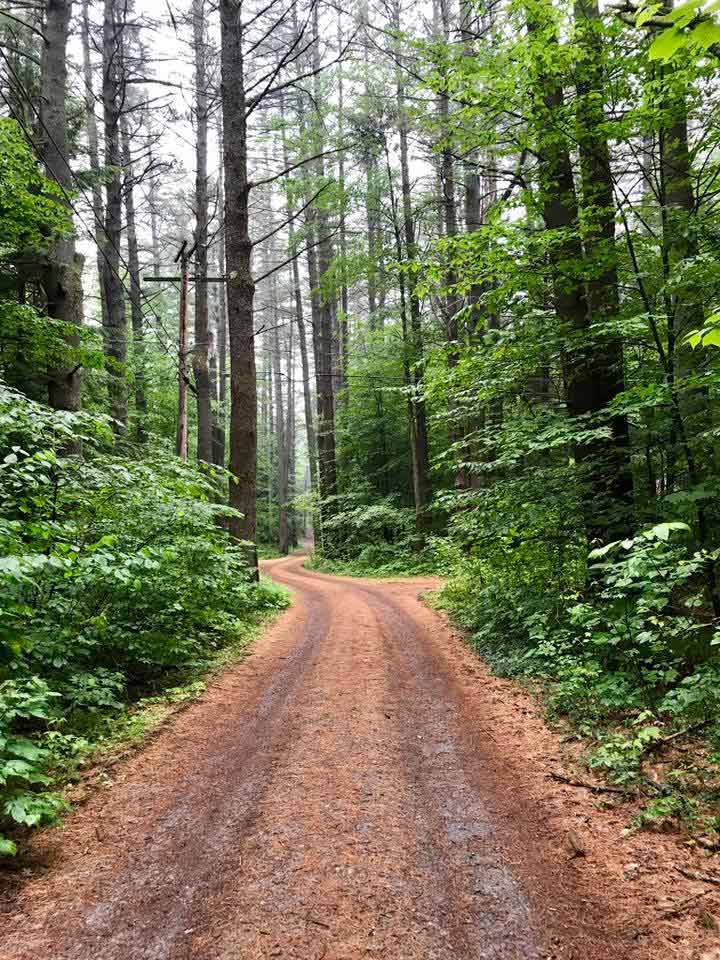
[0,383,287,851]
[0,678,66,855]
[437,518,720,795]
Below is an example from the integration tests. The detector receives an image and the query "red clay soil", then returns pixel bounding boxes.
[1,554,720,959]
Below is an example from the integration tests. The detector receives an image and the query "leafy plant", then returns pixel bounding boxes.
[0,383,288,853]
[0,679,66,855]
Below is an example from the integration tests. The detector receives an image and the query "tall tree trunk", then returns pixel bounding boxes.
[304,216,322,372]
[80,0,106,327]
[528,4,632,544]
[192,0,213,463]
[273,307,290,555]
[220,0,258,571]
[311,5,338,535]
[362,32,382,332]
[213,113,228,467]
[281,93,318,490]
[148,169,161,277]
[292,232,318,493]
[365,158,380,327]
[102,0,128,433]
[574,0,632,528]
[120,120,147,441]
[286,319,298,547]
[653,46,712,462]
[41,0,83,421]
[392,0,433,530]
[336,12,349,396]
[438,0,470,490]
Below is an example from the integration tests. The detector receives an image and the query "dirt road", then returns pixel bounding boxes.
[0,555,644,959]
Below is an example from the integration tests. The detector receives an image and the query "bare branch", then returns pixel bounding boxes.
[254,227,341,284]
[252,181,333,247]
[250,142,355,189]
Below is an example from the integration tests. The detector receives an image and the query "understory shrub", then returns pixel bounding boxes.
[0,383,287,852]
[310,489,444,576]
[436,517,720,809]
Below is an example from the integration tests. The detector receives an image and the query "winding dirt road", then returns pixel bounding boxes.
[0,554,643,960]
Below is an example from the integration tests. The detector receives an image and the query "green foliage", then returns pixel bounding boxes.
[311,487,442,575]
[0,118,97,397]
[0,678,66,855]
[437,523,720,824]
[639,0,720,60]
[0,118,69,255]
[0,383,287,852]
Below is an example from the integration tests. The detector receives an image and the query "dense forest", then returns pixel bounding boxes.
[3,0,720,855]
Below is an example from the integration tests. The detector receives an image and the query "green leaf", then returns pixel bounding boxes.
[589,540,620,559]
[644,521,692,541]
[702,328,720,347]
[649,27,686,59]
[6,738,43,762]
[637,1,664,25]
[665,0,703,22]
[692,19,720,46]
[0,836,17,857]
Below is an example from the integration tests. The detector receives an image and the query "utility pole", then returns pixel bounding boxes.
[176,240,190,460]
[144,240,226,463]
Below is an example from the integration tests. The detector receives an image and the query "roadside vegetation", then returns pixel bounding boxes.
[0,383,287,855]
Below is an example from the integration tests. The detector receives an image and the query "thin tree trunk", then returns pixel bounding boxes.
[273,302,290,555]
[41,0,83,422]
[438,0,470,490]
[336,12,349,396]
[120,120,147,441]
[148,169,161,276]
[80,0,106,327]
[362,33,381,331]
[102,0,128,433]
[654,46,713,473]
[192,0,213,463]
[390,8,433,529]
[214,113,228,467]
[281,93,318,490]
[286,319,298,547]
[311,5,338,532]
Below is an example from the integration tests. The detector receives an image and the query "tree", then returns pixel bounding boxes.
[101,0,128,433]
[526,0,633,543]
[40,0,83,419]
[219,0,346,567]
[192,0,213,463]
